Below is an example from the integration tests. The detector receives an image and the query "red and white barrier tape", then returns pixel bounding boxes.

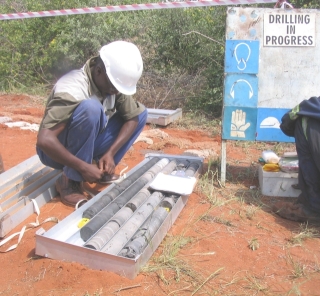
[0,0,277,21]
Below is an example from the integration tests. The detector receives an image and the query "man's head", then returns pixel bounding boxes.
[92,56,119,96]
[96,41,143,96]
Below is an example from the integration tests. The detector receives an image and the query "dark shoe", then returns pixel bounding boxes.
[272,201,320,223]
[55,173,87,207]
[99,173,120,184]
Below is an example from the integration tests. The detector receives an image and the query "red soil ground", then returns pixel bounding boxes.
[0,94,320,296]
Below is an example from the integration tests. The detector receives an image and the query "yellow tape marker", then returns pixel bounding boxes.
[78,218,90,228]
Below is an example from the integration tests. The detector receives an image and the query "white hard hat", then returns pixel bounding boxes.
[99,41,143,95]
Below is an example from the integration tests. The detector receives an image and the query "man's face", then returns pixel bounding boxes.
[93,65,119,97]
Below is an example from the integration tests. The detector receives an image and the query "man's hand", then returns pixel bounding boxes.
[80,163,104,183]
[230,109,250,138]
[98,152,116,175]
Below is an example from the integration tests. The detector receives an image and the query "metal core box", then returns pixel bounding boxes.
[0,155,61,238]
[35,154,203,279]
[146,108,182,126]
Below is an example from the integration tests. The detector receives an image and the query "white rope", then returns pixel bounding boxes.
[119,162,129,180]
[0,199,58,252]
[75,199,88,210]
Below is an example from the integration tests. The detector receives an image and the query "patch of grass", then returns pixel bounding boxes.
[226,163,259,185]
[142,234,194,283]
[256,222,272,232]
[234,187,266,211]
[236,167,256,182]
[286,253,306,279]
[195,158,236,207]
[248,237,259,251]
[191,267,224,296]
[245,205,259,220]
[148,122,157,129]
[2,81,50,98]
[288,223,319,245]
[142,234,223,295]
[286,283,302,296]
[83,289,103,296]
[195,158,241,207]
[248,187,264,202]
[200,214,235,227]
[244,274,269,293]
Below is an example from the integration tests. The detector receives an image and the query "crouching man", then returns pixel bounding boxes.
[36,41,147,207]
[273,96,320,222]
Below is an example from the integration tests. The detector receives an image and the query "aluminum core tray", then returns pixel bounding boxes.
[146,108,182,126]
[0,155,61,238]
[35,153,203,279]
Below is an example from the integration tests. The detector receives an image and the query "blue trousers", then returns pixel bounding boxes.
[295,117,320,213]
[37,100,147,181]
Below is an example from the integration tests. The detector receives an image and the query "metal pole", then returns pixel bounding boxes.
[221,140,227,186]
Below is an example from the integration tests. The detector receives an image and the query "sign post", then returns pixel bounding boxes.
[221,7,320,185]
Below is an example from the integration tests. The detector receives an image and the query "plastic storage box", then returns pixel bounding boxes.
[258,165,301,198]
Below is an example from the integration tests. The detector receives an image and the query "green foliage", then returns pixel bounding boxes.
[0,0,227,117]
[289,0,320,8]
[0,0,143,87]
[137,7,226,116]
[0,0,319,117]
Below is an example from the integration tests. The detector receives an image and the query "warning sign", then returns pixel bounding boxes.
[264,12,316,47]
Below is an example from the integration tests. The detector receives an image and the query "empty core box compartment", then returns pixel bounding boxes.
[35,154,203,279]
[0,155,61,238]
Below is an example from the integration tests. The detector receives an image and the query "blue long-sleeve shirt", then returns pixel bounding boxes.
[280,96,320,137]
